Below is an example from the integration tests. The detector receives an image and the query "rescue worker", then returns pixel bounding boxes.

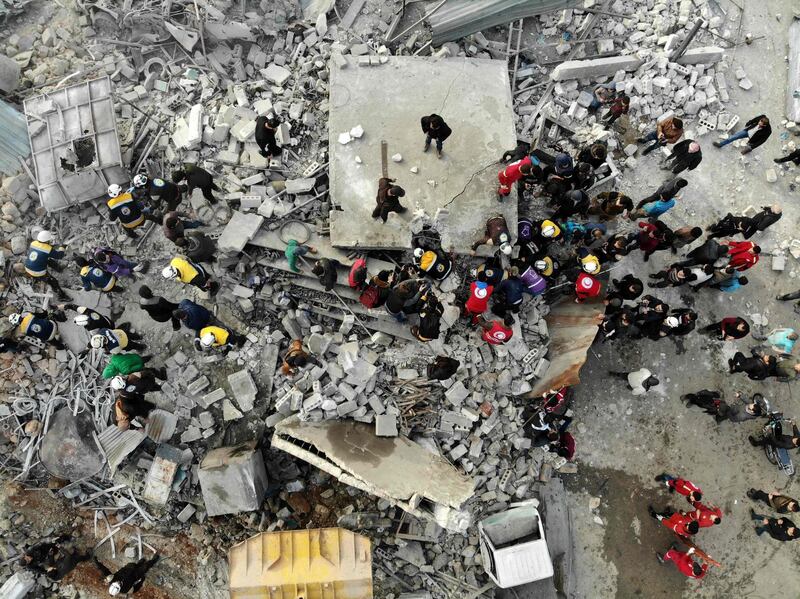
[101,353,164,380]
[648,506,700,537]
[21,535,92,581]
[413,247,453,280]
[533,257,560,282]
[656,545,708,579]
[162,256,218,294]
[463,276,494,325]
[24,230,69,300]
[162,211,203,245]
[498,155,533,198]
[654,474,703,503]
[411,294,444,342]
[74,257,124,293]
[93,553,161,596]
[492,276,526,316]
[519,265,547,296]
[93,247,147,279]
[110,371,163,401]
[691,502,723,529]
[577,248,601,275]
[8,311,65,349]
[474,259,506,286]
[113,389,156,431]
[385,279,430,322]
[421,113,452,158]
[471,215,513,256]
[90,327,145,354]
[194,324,245,352]
[723,240,760,272]
[478,314,515,345]
[138,286,180,330]
[173,163,220,203]
[427,355,460,380]
[255,114,282,158]
[106,184,157,239]
[373,177,407,222]
[62,304,114,331]
[173,299,212,333]
[131,173,185,213]
[575,272,601,303]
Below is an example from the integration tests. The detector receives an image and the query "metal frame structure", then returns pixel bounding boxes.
[23,76,127,212]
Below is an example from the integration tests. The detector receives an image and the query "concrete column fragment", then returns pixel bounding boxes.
[550,55,644,81]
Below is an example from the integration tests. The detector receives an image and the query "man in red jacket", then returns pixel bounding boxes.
[478,314,514,345]
[649,506,700,537]
[463,278,493,325]
[691,503,722,529]
[657,545,708,579]
[498,156,533,197]
[575,272,601,303]
[723,240,760,271]
[654,473,703,503]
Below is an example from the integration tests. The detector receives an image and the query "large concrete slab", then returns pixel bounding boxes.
[328,56,517,253]
[788,20,800,122]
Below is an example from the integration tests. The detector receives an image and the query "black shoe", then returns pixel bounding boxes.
[648,505,657,518]
[749,508,758,520]
[654,474,666,482]
[748,435,759,447]
[713,141,722,148]
[656,552,664,564]
[746,488,757,500]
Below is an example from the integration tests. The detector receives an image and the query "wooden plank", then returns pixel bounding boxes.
[381,139,389,179]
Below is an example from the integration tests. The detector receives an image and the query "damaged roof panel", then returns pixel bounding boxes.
[272,417,474,532]
[0,99,30,176]
[23,76,127,212]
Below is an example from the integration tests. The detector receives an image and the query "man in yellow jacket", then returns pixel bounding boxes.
[194,325,245,352]
[161,256,218,294]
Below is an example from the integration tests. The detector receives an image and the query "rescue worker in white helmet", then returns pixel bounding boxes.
[73,256,124,293]
[413,246,453,281]
[106,183,159,239]
[161,256,218,294]
[533,256,560,281]
[89,327,145,354]
[577,247,601,275]
[92,554,161,596]
[471,215,513,257]
[132,173,185,212]
[23,230,70,300]
[193,325,245,352]
[8,310,66,349]
[60,303,115,331]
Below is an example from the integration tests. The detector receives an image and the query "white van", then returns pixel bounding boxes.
[478,503,554,588]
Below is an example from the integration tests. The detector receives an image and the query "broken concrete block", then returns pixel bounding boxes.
[253,98,273,115]
[228,370,258,412]
[739,78,753,91]
[375,413,398,437]
[198,441,268,516]
[263,63,291,85]
[0,54,21,93]
[350,125,364,138]
[766,168,778,183]
[675,46,725,65]
[550,55,643,81]
[391,153,402,162]
[284,178,316,194]
[222,399,244,421]
[231,119,256,142]
[338,132,352,144]
[217,211,264,253]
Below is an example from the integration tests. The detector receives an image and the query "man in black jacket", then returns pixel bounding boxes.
[749,420,800,450]
[774,148,800,165]
[22,535,92,581]
[255,115,281,158]
[664,140,702,174]
[674,239,728,267]
[421,113,452,158]
[173,164,219,204]
[714,115,771,155]
[311,258,340,291]
[137,286,180,330]
[751,512,799,541]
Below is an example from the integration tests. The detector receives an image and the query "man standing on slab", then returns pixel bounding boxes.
[420,113,452,158]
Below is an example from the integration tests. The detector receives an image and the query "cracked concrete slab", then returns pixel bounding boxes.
[327,56,517,253]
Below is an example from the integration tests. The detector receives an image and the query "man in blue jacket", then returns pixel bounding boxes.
[173,299,212,332]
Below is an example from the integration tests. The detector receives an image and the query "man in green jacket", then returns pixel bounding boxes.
[102,354,166,381]
[284,239,316,273]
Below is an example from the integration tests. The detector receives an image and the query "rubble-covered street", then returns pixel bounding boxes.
[1,0,799,598]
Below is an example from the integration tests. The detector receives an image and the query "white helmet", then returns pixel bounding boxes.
[665,317,679,328]
[161,265,178,279]
[132,174,148,188]
[541,225,557,238]
[90,335,106,349]
[109,581,122,596]
[500,242,512,256]
[110,376,126,390]
[200,332,216,348]
[534,260,547,271]
[107,184,123,198]
[74,314,90,327]
[413,248,424,259]
[582,261,599,274]
[8,313,21,326]
[36,230,55,244]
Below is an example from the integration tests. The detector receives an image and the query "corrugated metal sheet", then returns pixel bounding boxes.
[144,409,177,443]
[0,99,30,176]
[429,0,581,45]
[228,528,373,599]
[97,425,146,474]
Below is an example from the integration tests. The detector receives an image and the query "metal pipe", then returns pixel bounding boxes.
[672,19,706,61]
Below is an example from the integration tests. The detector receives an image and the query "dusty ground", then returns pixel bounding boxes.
[567,1,800,598]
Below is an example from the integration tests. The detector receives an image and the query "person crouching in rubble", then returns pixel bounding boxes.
[8,310,66,349]
[106,184,159,239]
[111,378,156,431]
[478,314,514,345]
[162,256,219,295]
[23,230,70,301]
[93,247,148,279]
[194,325,246,353]
[413,246,453,281]
[471,215,513,257]
[411,293,444,342]
[173,163,220,204]
[281,339,319,375]
[90,327,146,354]
[74,257,125,293]
[93,553,161,596]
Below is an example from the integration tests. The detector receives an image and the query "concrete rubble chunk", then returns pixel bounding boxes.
[228,369,258,412]
[218,211,264,253]
[263,63,292,86]
[375,413,398,437]
[222,399,244,421]
[551,55,643,81]
[198,441,268,516]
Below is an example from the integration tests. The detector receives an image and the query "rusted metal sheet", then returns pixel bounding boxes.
[142,444,182,506]
[228,528,373,599]
[531,297,602,396]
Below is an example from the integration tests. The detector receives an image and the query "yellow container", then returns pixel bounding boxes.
[228,527,373,599]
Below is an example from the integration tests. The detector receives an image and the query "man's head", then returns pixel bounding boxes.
[788,501,799,513]
[173,309,188,322]
[686,520,700,534]
[172,170,186,183]
[389,185,405,197]
[591,144,607,160]
[691,563,704,577]
[36,230,55,244]
[759,117,770,127]
[789,332,799,341]
[74,256,89,268]
[676,178,688,190]
[771,204,782,214]
[266,115,281,128]
[690,227,702,238]
[688,142,701,153]
[519,162,532,176]
[503,314,515,327]
[643,375,660,390]
[311,261,324,276]
[736,321,748,332]
[429,114,443,129]
[689,491,702,502]
[107,184,122,198]
[164,215,179,229]
[90,335,107,349]
[739,276,749,286]
[709,513,721,525]
[753,245,762,254]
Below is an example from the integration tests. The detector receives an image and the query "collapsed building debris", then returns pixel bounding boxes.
[789,18,800,122]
